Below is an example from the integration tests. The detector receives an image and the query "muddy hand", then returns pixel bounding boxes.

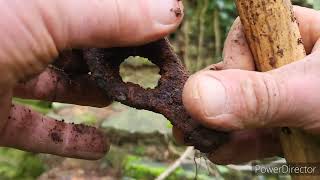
[0,0,183,159]
[176,6,320,164]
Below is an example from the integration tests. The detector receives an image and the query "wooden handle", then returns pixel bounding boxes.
[235,0,320,179]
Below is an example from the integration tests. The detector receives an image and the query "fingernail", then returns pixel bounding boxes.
[148,0,184,25]
[196,75,227,118]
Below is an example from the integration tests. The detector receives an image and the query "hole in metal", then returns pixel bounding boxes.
[119,56,161,89]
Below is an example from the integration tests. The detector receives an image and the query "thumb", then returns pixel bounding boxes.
[183,51,320,133]
[42,0,184,48]
[0,0,183,84]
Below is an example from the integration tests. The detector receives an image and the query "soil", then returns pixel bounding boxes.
[171,8,182,17]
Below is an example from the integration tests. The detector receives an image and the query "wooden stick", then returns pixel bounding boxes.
[155,147,194,180]
[235,0,320,179]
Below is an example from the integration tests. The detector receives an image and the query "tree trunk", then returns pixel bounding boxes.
[196,0,208,70]
[182,20,191,71]
[236,0,320,179]
[213,9,221,60]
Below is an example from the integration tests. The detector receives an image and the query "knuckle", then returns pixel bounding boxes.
[0,1,58,84]
[235,72,281,128]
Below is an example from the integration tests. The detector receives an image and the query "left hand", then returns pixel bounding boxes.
[0,0,183,159]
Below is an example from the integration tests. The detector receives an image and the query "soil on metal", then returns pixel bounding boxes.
[55,39,230,153]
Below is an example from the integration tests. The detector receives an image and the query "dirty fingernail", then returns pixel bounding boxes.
[197,75,227,118]
[148,0,184,25]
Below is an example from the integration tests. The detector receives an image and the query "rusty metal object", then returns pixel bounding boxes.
[82,38,229,153]
[53,49,89,75]
[53,39,229,153]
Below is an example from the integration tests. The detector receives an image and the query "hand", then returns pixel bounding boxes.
[0,0,183,160]
[178,6,320,164]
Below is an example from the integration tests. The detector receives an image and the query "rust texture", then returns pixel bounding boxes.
[55,38,230,153]
[53,49,88,75]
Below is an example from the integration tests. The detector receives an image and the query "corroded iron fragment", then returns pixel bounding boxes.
[83,39,230,153]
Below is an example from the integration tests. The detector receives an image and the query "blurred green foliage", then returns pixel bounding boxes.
[120,56,161,89]
[313,0,320,9]
[13,98,52,114]
[0,148,45,180]
[75,112,97,126]
[6,1,317,179]
[123,155,212,180]
[173,0,314,72]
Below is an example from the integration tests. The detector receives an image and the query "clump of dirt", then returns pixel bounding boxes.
[171,7,182,17]
[49,124,64,144]
[54,39,230,153]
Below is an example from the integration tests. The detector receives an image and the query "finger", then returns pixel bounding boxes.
[208,129,282,165]
[36,0,184,49]
[0,104,109,160]
[218,6,320,71]
[172,127,281,164]
[294,6,320,54]
[14,67,112,107]
[312,38,320,53]
[183,51,320,133]
[0,90,12,130]
[221,18,255,71]
[1,0,183,84]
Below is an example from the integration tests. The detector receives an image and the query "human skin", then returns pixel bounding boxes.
[179,6,320,165]
[0,0,183,160]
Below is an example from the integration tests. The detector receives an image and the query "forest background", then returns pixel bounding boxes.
[2,1,319,179]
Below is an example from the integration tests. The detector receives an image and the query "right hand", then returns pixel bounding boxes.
[176,6,320,165]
